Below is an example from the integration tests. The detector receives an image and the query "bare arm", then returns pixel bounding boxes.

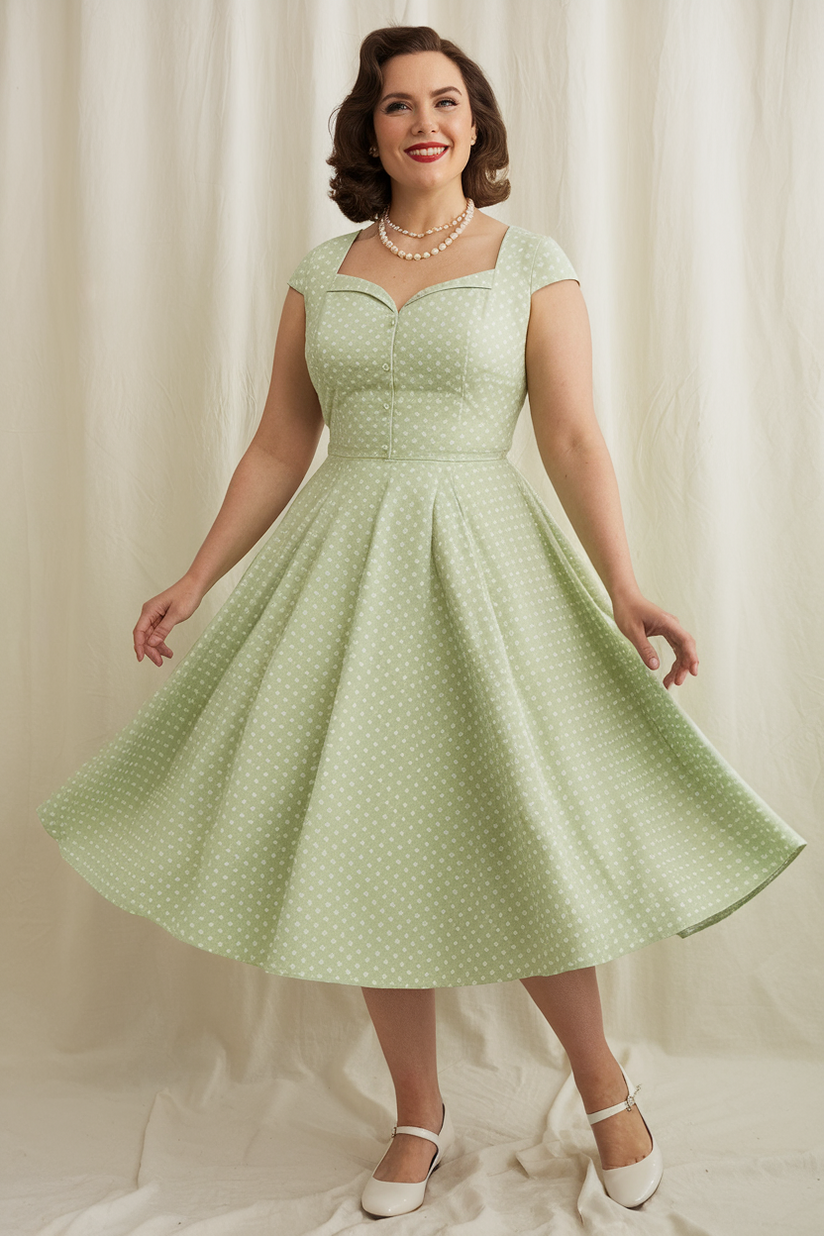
[133,286,324,665]
[183,287,323,592]
[524,279,698,689]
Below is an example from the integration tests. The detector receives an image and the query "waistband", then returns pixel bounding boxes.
[326,449,509,462]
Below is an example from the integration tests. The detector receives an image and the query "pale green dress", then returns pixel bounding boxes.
[37,224,805,988]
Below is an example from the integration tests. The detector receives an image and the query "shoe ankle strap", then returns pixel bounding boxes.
[392,1123,443,1149]
[586,1076,642,1126]
[392,1104,445,1149]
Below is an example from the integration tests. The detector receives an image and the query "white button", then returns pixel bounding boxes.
[383,403,390,409]
[382,363,390,370]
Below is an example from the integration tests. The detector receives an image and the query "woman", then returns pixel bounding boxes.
[38,24,804,1220]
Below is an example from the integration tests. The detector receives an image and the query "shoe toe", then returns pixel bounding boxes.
[601,1139,664,1208]
[361,1107,450,1217]
[361,1174,429,1217]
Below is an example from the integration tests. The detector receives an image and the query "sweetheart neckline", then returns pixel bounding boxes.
[332,224,513,313]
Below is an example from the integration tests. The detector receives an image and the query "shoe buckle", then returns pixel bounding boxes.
[391,1125,397,1138]
[625,1083,641,1112]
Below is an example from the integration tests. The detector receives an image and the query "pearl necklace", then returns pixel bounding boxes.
[384,201,471,238]
[378,198,475,260]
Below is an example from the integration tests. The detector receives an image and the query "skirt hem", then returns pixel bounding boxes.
[676,844,805,938]
[42,831,805,990]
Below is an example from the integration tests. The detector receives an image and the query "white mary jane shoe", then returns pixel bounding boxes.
[586,1067,663,1208]
[361,1102,453,1218]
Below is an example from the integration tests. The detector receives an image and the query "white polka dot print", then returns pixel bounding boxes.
[36,224,805,988]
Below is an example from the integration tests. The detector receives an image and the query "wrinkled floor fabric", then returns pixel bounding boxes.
[2,1047,820,1235]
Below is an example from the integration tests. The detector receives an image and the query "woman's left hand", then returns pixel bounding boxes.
[611,591,699,690]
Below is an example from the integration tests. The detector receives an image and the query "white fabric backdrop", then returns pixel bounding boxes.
[2,0,821,1231]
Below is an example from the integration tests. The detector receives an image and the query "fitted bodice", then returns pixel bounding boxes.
[39,222,805,995]
[287,223,579,461]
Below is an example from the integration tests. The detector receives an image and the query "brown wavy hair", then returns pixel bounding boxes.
[327,25,511,222]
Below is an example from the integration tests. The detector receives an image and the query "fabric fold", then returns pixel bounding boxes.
[38,456,804,987]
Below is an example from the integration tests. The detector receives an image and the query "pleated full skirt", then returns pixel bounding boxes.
[37,456,805,987]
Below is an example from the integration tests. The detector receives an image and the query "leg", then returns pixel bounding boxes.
[520,968,652,1169]
[361,986,446,1183]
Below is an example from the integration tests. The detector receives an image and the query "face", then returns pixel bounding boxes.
[371,51,477,191]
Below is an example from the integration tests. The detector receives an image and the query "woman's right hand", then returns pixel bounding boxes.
[133,575,206,667]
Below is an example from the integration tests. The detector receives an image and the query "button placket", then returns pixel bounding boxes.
[385,314,398,457]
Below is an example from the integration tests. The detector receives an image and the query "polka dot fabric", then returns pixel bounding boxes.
[37,225,805,988]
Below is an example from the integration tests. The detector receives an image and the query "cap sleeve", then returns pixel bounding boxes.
[530,234,579,294]
[287,248,314,295]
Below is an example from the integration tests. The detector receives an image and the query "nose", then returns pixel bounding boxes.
[412,107,440,135]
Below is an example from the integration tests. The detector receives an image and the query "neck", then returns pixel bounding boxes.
[385,185,469,235]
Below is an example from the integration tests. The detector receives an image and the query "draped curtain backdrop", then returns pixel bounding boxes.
[2,1,821,1232]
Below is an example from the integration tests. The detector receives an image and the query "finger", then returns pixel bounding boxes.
[144,638,173,665]
[146,618,177,649]
[135,624,174,663]
[657,622,691,657]
[671,646,699,678]
[643,644,660,670]
[134,607,167,659]
[663,655,692,689]
[135,630,158,660]
[676,642,699,675]
[134,608,165,638]
[662,652,683,689]
[656,622,699,677]
[628,627,660,670]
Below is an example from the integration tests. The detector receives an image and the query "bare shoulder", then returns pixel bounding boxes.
[474,211,509,239]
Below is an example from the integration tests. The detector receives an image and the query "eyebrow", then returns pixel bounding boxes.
[379,86,463,104]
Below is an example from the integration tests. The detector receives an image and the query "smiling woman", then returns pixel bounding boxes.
[372,65,476,192]
[326,29,510,225]
[36,19,805,1225]
[329,40,515,310]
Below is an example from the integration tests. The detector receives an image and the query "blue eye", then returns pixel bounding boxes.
[385,98,458,113]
